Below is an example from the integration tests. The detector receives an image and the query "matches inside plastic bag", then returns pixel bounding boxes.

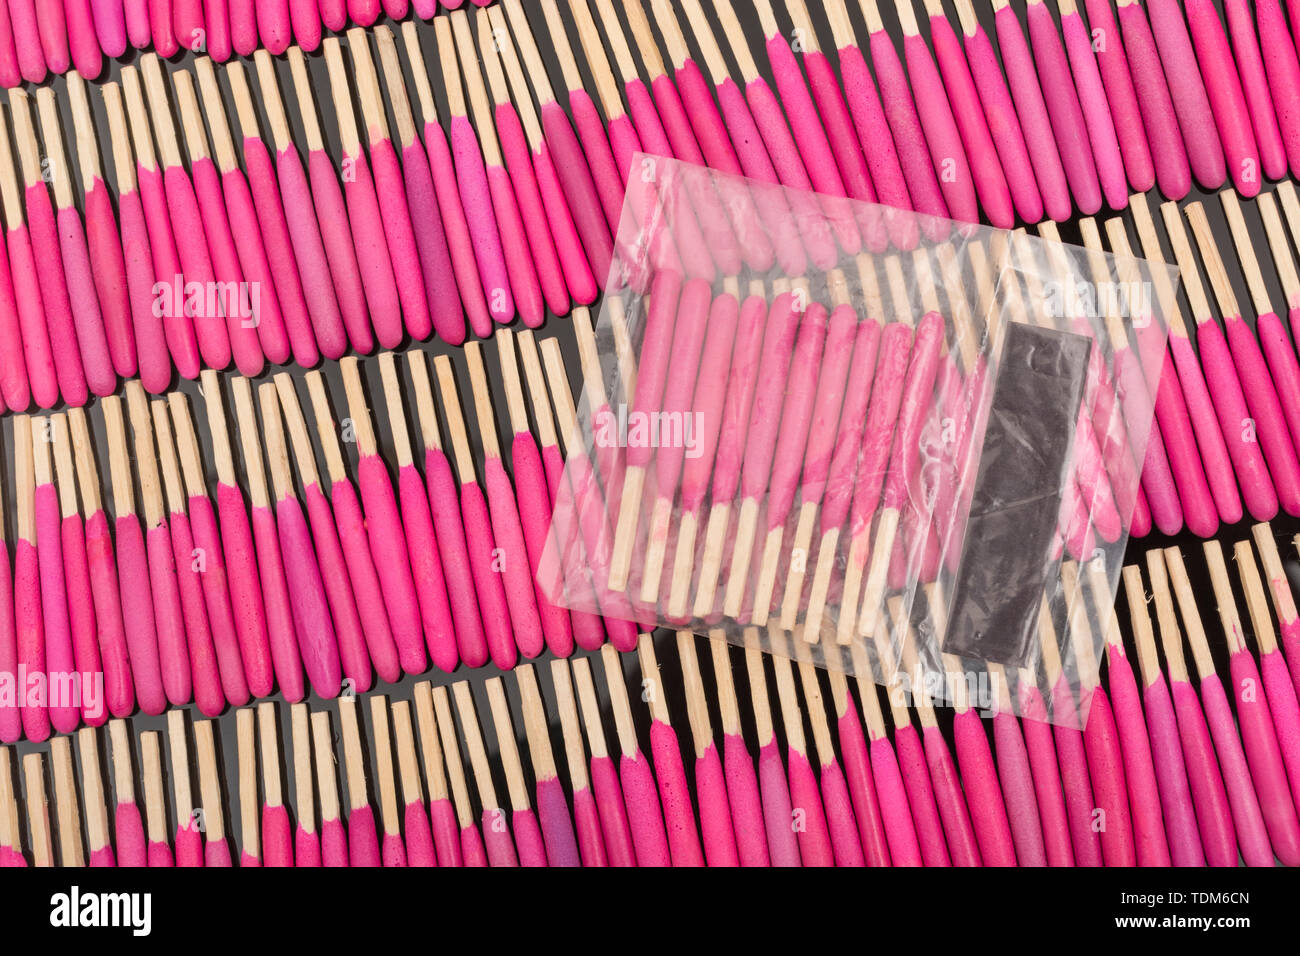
[538,156,1177,727]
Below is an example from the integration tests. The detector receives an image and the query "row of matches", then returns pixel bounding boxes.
[3,517,1300,868]
[0,319,647,744]
[0,4,608,414]
[582,184,1300,642]
[0,0,489,85]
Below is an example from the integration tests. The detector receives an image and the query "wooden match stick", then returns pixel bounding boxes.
[119,66,199,378]
[390,700,436,866]
[1185,202,1300,516]
[412,682,463,867]
[337,696,380,866]
[430,685,485,866]
[765,634,834,866]
[429,353,515,670]
[289,704,319,866]
[107,719,147,868]
[1253,523,1300,680]
[368,695,406,866]
[485,677,548,866]
[451,10,547,328]
[194,718,231,866]
[676,631,740,866]
[50,736,85,866]
[320,37,404,349]
[474,9,584,315]
[139,731,171,866]
[166,710,202,867]
[1144,548,1238,867]
[338,357,425,677]
[375,353,457,674]
[200,370,274,698]
[1202,540,1300,864]
[1234,537,1300,827]
[1162,545,1274,866]
[566,657,634,866]
[303,370,399,685]
[252,49,347,360]
[495,0,614,287]
[150,398,224,718]
[597,644,671,865]
[23,753,52,866]
[516,664,582,866]
[126,381,190,710]
[257,702,292,866]
[465,343,546,657]
[236,707,261,866]
[451,682,519,867]
[10,88,90,407]
[284,46,372,355]
[309,711,348,866]
[1160,199,1275,521]
[34,85,114,396]
[231,377,305,702]
[376,23,481,342]
[273,373,369,693]
[77,728,113,866]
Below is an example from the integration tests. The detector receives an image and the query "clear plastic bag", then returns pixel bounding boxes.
[538,155,1176,727]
